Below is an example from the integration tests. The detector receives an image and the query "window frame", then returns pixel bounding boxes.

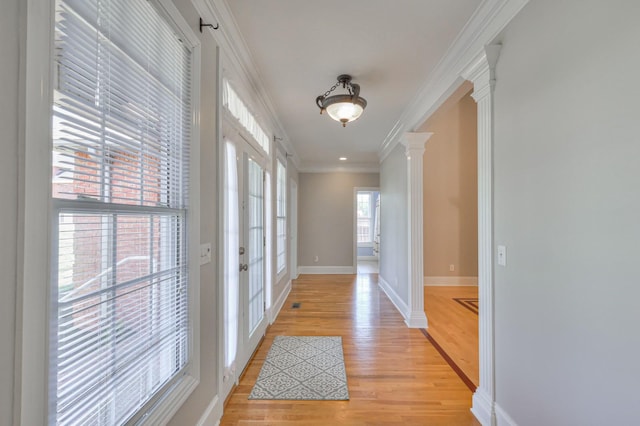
[16,1,201,424]
[357,191,375,246]
[275,155,287,278]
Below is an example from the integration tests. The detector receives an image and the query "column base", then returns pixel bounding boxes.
[405,310,428,328]
[471,387,495,426]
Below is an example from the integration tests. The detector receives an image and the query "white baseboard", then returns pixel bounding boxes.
[357,256,378,261]
[378,275,409,322]
[424,276,478,286]
[269,280,291,324]
[471,388,494,426]
[196,395,222,426]
[495,402,518,426]
[297,266,356,274]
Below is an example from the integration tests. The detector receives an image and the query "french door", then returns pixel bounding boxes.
[237,153,268,371]
[223,139,268,396]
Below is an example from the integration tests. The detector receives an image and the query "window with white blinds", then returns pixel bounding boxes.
[276,160,287,274]
[222,80,270,154]
[357,192,374,243]
[51,0,191,424]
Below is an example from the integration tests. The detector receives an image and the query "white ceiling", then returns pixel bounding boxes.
[225,0,482,171]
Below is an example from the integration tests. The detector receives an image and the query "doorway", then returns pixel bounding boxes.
[222,139,269,397]
[421,86,479,388]
[354,188,380,274]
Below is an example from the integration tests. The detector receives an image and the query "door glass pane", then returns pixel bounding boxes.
[247,159,264,333]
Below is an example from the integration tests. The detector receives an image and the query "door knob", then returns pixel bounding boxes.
[239,263,248,271]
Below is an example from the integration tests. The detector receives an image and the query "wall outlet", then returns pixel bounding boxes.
[449,264,455,272]
[314,255,319,263]
[200,243,212,265]
[497,245,506,266]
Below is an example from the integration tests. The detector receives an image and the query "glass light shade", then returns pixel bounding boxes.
[321,94,367,126]
[326,102,364,124]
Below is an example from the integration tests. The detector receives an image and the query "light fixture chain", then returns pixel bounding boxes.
[323,81,340,98]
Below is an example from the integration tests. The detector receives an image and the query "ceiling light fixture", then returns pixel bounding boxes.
[316,74,367,127]
[339,157,347,161]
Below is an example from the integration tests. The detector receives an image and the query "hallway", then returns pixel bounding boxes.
[220,274,479,425]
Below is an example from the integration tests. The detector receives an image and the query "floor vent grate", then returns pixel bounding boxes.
[291,302,301,309]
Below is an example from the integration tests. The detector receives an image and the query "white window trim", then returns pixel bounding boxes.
[16,1,201,424]
[275,153,287,281]
[356,191,375,245]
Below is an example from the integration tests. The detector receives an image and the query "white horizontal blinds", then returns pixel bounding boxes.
[276,160,286,273]
[222,80,270,154]
[53,0,191,207]
[51,0,191,424]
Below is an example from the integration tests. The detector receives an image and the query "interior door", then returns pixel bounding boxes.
[237,153,268,372]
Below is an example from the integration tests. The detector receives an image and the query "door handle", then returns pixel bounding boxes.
[239,263,248,271]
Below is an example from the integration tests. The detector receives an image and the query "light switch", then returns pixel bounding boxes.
[497,245,506,266]
[200,243,212,265]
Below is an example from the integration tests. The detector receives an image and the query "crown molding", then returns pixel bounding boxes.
[377,0,529,164]
[192,0,300,170]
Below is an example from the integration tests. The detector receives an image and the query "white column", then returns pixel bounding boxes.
[462,45,501,426]
[402,132,433,328]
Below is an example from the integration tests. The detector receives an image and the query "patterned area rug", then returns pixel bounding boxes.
[248,336,349,400]
[453,297,479,315]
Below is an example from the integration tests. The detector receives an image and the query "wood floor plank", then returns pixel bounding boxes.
[220,274,479,425]
[424,286,479,387]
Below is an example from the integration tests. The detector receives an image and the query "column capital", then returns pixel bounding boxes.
[401,132,433,157]
[462,44,501,102]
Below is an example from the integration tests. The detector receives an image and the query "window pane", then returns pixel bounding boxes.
[51,0,191,424]
[357,192,373,243]
[276,160,286,273]
[223,81,270,154]
[55,212,187,425]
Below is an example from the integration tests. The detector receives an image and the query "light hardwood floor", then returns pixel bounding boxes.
[424,286,479,388]
[220,274,479,425]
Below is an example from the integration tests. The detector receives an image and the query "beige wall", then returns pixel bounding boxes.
[494,1,640,423]
[420,90,478,278]
[379,145,410,304]
[167,0,220,423]
[298,172,379,267]
[1,0,19,423]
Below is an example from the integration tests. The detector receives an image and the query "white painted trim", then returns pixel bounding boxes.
[424,276,478,286]
[464,44,502,426]
[289,178,298,280]
[297,266,356,275]
[402,133,432,329]
[378,275,409,322]
[15,1,55,423]
[144,376,199,425]
[269,280,291,324]
[495,403,519,426]
[196,395,222,426]
[358,256,378,261]
[378,0,529,163]
[471,388,494,426]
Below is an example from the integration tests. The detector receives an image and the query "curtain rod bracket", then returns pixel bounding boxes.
[199,17,219,32]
